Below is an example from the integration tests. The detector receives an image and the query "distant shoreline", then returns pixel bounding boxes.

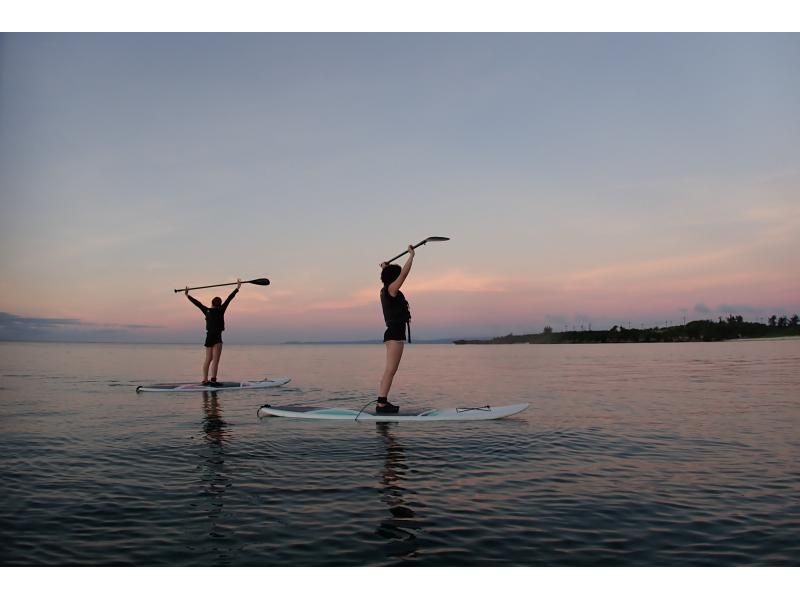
[3,318,799,346]
[281,339,456,345]
[453,318,800,345]
[0,338,456,346]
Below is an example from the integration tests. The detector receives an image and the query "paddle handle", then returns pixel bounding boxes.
[174,278,270,293]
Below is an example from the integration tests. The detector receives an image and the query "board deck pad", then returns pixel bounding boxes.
[136,376,291,393]
[257,402,529,422]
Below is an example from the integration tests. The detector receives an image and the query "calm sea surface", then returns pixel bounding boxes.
[1,339,798,566]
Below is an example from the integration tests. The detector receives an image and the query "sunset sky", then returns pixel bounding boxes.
[1,33,798,343]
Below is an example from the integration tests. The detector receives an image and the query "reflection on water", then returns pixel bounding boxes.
[202,391,229,446]
[199,391,232,564]
[375,423,420,561]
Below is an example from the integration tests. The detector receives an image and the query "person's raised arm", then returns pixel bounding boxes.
[387,245,414,297]
[221,279,242,311]
[185,287,208,314]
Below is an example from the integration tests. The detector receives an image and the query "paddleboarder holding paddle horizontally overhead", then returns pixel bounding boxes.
[184,279,241,386]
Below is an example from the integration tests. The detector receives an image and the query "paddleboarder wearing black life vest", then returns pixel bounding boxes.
[184,278,241,386]
[377,245,414,413]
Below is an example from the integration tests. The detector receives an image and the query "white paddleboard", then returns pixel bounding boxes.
[257,402,529,422]
[136,376,291,393]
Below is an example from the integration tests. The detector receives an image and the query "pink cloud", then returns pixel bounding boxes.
[18,239,794,339]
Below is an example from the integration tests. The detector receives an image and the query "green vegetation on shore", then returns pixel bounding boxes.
[454,314,800,344]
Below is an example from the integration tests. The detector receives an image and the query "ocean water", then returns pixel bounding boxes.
[1,339,798,566]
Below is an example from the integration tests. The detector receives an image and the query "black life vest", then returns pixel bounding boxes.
[381,287,411,327]
[205,307,226,333]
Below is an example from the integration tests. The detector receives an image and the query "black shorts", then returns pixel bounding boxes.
[204,331,223,347]
[383,323,407,342]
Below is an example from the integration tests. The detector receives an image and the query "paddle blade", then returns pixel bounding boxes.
[248,278,270,286]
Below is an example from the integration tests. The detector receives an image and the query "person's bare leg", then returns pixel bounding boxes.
[210,343,223,381]
[378,341,404,399]
[202,347,213,383]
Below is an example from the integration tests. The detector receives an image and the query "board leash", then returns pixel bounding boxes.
[355,399,378,421]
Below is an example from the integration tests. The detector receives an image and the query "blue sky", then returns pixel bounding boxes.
[1,34,798,342]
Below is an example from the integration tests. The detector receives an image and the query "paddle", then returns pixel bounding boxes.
[174,278,270,293]
[384,236,450,264]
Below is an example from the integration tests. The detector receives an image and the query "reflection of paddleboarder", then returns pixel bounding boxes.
[185,279,241,386]
[201,391,232,564]
[202,391,229,444]
[375,423,418,555]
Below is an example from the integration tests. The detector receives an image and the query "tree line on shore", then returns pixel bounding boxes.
[453,314,800,344]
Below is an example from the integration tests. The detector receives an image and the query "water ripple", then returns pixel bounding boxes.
[2,341,800,565]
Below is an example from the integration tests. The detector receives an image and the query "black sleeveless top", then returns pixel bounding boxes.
[380,287,411,327]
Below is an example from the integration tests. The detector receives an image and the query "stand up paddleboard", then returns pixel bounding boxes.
[136,376,291,393]
[257,402,528,422]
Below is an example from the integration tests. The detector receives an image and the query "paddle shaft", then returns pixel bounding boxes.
[385,237,449,264]
[174,278,269,293]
